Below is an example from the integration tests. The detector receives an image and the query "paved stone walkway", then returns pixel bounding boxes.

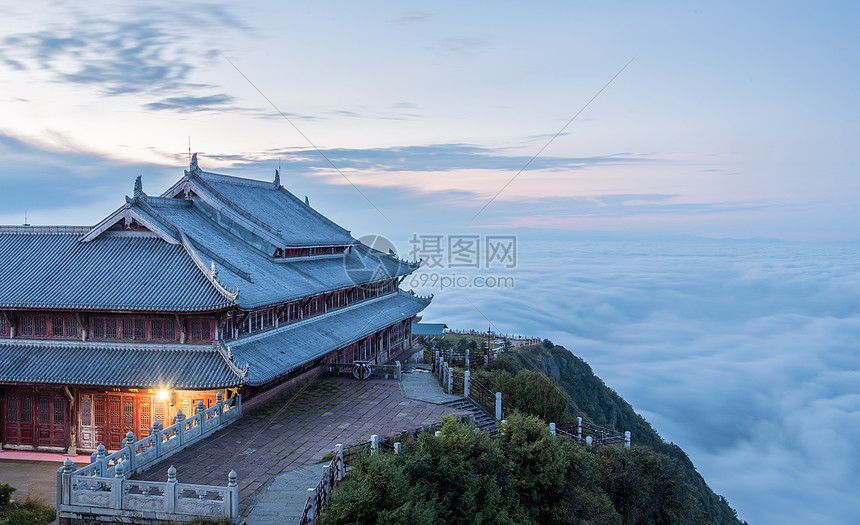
[400,364,461,404]
[133,376,469,515]
[242,365,469,524]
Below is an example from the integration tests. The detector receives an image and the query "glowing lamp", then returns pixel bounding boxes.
[157,389,170,401]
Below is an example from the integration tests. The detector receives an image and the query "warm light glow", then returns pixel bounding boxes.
[157,389,169,401]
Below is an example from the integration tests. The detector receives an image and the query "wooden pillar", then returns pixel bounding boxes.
[63,386,77,454]
[175,315,186,344]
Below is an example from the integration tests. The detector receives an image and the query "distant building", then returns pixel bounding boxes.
[0,155,429,453]
[411,323,448,336]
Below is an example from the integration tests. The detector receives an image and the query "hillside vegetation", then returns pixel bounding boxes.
[321,338,745,524]
[479,341,744,525]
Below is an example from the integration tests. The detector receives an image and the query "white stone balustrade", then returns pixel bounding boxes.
[58,394,242,523]
[59,459,238,522]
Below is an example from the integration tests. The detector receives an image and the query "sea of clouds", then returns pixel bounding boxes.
[406,237,860,524]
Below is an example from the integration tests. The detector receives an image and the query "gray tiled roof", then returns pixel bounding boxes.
[191,171,354,246]
[146,198,416,310]
[0,232,234,312]
[229,291,429,386]
[0,340,242,389]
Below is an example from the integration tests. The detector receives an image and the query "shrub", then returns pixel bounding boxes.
[0,483,15,509]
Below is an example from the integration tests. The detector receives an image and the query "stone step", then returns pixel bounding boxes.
[442,398,497,432]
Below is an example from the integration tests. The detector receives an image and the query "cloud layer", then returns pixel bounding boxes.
[412,238,860,525]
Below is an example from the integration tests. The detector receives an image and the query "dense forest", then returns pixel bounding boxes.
[320,338,745,525]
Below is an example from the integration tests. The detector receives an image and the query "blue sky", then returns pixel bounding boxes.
[1,1,858,241]
[2,2,859,523]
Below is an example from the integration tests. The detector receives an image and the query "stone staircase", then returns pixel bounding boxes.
[442,397,497,433]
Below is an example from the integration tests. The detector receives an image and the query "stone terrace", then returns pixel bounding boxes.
[133,376,469,513]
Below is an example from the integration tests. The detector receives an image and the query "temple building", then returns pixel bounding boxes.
[0,155,428,454]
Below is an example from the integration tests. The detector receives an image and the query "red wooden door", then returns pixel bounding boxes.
[2,390,67,448]
[79,393,95,450]
[2,395,23,446]
[107,394,137,449]
[36,394,69,448]
[18,395,35,446]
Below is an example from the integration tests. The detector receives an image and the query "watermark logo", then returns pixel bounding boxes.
[408,234,517,269]
[407,234,517,290]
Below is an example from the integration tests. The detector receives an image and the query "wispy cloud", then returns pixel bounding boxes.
[0,6,245,99]
[144,94,236,112]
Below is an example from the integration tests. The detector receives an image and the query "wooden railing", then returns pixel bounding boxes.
[300,445,344,525]
[468,377,496,416]
[556,419,628,447]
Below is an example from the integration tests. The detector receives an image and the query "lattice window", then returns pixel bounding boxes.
[0,316,7,335]
[190,319,211,341]
[121,319,147,340]
[20,316,34,336]
[122,319,134,340]
[153,402,166,428]
[65,316,77,337]
[49,316,76,338]
[93,318,105,338]
[105,318,117,339]
[21,397,32,423]
[140,401,150,431]
[6,397,17,422]
[34,316,47,336]
[110,399,120,429]
[151,319,175,340]
[80,396,92,427]
[54,398,64,426]
[39,397,51,424]
[123,400,133,430]
[94,398,105,426]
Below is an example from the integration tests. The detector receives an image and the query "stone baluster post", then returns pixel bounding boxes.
[495,392,502,420]
[306,487,316,523]
[395,360,401,380]
[151,419,163,457]
[464,370,470,398]
[196,400,206,418]
[434,430,442,437]
[335,444,345,480]
[586,436,593,447]
[549,422,556,435]
[371,434,379,455]
[228,470,238,518]
[174,410,186,446]
[96,443,108,476]
[112,461,125,510]
[58,457,75,507]
[394,442,402,454]
[124,430,136,473]
[215,392,224,425]
[447,366,454,394]
[577,417,582,443]
[165,466,177,514]
[624,431,631,449]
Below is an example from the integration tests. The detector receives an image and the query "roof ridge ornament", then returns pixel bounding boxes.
[133,176,144,199]
[273,169,280,188]
[190,152,202,175]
